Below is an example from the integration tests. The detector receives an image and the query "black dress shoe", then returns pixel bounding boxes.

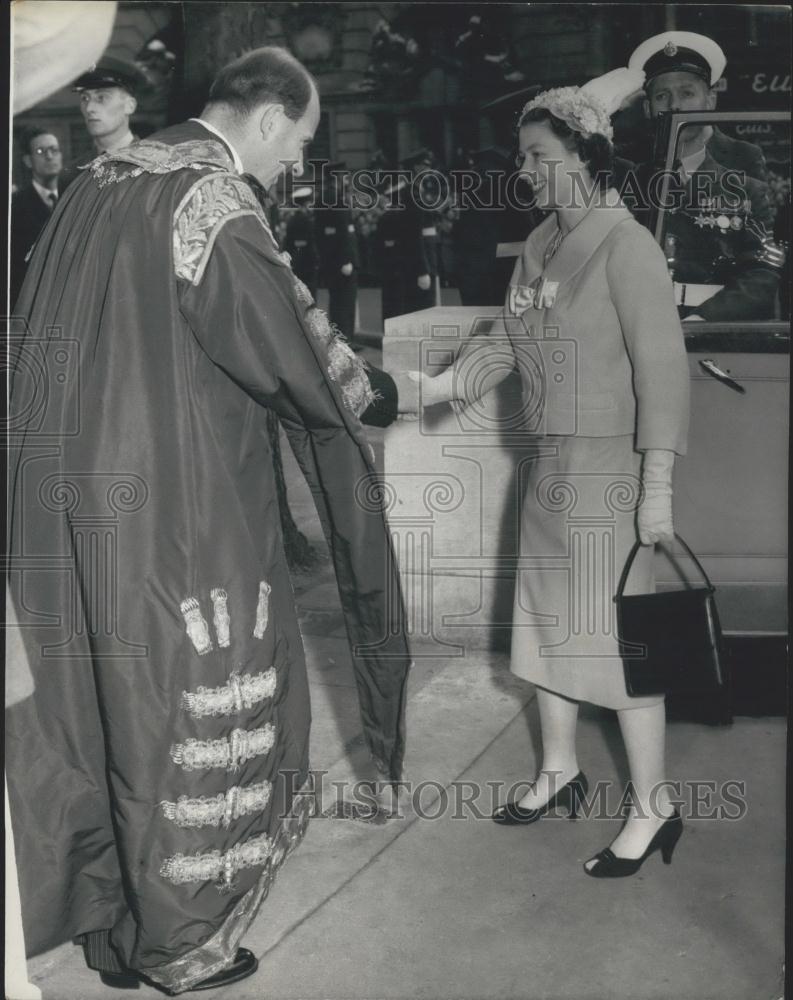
[492,771,589,825]
[99,948,258,994]
[188,948,258,991]
[99,971,140,989]
[584,812,683,878]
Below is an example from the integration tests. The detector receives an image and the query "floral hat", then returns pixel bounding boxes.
[519,67,646,142]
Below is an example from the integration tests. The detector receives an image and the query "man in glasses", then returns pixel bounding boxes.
[10,127,63,305]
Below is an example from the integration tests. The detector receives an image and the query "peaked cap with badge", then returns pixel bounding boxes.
[629,31,726,88]
[72,55,149,97]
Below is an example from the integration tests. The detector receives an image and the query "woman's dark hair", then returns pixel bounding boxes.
[517,107,613,192]
[208,46,316,121]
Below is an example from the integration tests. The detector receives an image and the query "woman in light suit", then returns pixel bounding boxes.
[411,69,690,877]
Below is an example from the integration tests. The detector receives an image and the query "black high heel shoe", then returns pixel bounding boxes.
[492,771,589,825]
[584,811,683,878]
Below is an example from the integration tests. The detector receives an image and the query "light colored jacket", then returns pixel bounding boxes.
[508,198,690,455]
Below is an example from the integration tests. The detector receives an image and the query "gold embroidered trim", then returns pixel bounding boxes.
[147,782,313,991]
[182,667,277,718]
[88,139,236,188]
[253,580,272,639]
[180,597,213,655]
[160,831,274,888]
[161,780,272,829]
[292,276,314,306]
[210,588,231,648]
[170,724,276,771]
[173,173,271,285]
[304,305,374,418]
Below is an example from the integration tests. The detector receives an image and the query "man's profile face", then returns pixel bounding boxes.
[645,71,716,117]
[24,132,62,183]
[79,87,137,138]
[247,87,321,188]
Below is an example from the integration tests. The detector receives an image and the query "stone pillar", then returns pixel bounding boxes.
[383,306,552,652]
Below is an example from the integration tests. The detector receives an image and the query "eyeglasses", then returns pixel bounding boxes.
[33,145,61,157]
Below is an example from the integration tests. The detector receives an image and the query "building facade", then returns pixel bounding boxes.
[12,4,791,180]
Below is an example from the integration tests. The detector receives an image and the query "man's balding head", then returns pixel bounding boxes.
[206,47,317,122]
[202,47,320,188]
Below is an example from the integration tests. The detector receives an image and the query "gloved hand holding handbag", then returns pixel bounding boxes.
[637,448,675,545]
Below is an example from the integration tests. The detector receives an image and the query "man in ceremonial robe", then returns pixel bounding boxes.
[6,47,410,995]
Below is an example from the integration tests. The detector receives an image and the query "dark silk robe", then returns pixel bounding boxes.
[5,122,410,993]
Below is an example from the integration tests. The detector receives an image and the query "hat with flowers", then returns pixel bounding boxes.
[519,67,646,142]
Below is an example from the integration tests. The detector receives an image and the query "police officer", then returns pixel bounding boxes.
[629,31,783,321]
[72,56,147,157]
[59,57,146,194]
[284,184,320,298]
[314,161,359,342]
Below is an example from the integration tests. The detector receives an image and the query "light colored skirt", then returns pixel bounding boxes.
[510,435,663,710]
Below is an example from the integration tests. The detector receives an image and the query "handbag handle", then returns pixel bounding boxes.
[615,533,715,599]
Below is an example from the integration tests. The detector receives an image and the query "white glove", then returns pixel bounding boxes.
[406,369,454,407]
[417,274,431,291]
[341,262,353,276]
[637,449,675,546]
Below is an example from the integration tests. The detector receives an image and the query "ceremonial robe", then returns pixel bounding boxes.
[6,121,410,994]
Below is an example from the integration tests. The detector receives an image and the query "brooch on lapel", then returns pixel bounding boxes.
[537,278,559,307]
[509,277,559,314]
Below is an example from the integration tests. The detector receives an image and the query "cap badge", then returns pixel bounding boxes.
[664,41,678,57]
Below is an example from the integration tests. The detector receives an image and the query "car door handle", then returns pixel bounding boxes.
[699,359,746,394]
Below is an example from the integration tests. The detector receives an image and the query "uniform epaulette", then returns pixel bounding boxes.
[173,171,286,285]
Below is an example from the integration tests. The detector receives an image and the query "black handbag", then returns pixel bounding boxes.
[615,534,726,698]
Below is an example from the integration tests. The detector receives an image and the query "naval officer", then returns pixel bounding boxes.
[629,31,784,321]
